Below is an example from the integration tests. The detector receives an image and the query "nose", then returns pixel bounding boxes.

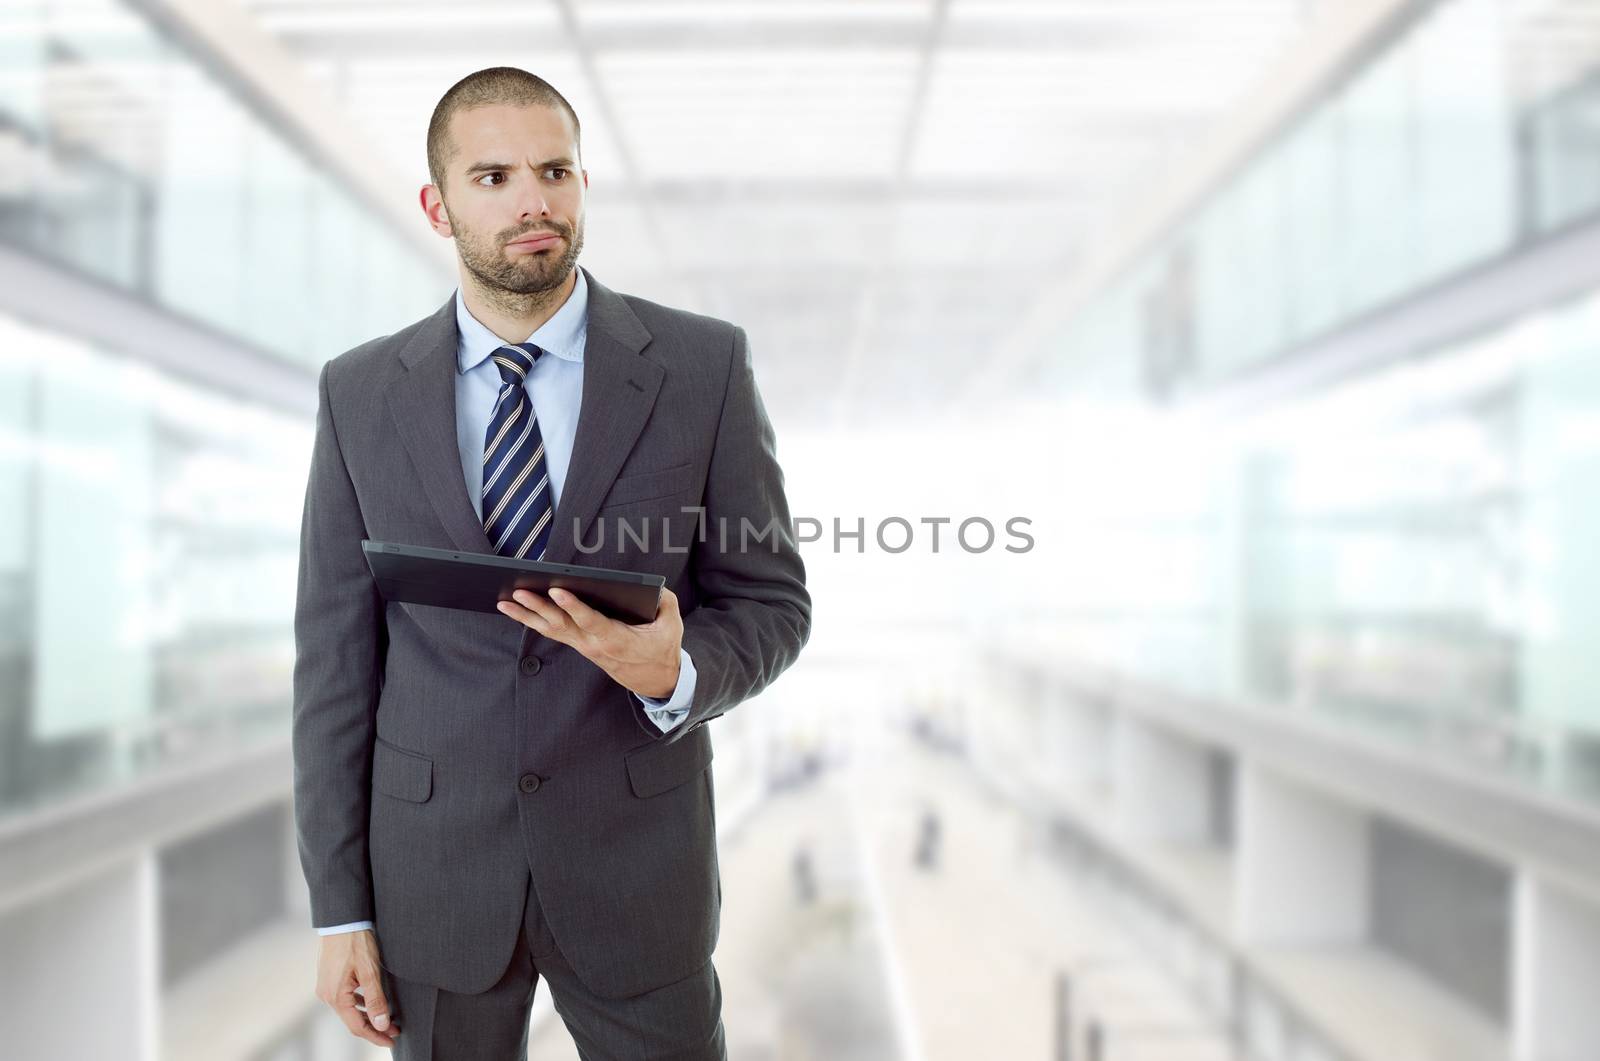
[516,175,552,222]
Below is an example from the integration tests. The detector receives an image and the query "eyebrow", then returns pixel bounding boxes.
[463,157,576,176]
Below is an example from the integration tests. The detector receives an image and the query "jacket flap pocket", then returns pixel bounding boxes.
[600,461,697,510]
[625,724,713,798]
[373,737,433,802]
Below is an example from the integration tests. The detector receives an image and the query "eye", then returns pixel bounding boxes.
[546,168,568,180]
[476,172,504,186]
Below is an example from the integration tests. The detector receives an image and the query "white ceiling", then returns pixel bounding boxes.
[231,0,1315,426]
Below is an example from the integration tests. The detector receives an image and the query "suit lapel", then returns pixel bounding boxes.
[381,266,663,566]
[541,266,662,567]
[384,295,497,556]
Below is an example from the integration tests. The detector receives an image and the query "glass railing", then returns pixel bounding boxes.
[1025,281,1600,808]
[1044,0,1600,399]
[0,0,449,371]
[1015,0,1600,808]
[0,313,308,822]
[0,0,453,823]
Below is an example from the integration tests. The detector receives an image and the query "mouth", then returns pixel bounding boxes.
[507,232,561,252]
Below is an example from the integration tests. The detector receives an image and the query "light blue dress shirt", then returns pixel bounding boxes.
[316,269,696,937]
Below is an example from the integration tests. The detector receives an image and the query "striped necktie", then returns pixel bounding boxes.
[481,342,555,560]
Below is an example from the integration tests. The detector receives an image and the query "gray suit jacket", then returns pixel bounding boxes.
[291,265,811,1000]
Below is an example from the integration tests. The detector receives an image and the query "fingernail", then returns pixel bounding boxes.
[374,1015,389,1030]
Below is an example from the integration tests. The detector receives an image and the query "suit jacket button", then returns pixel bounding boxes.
[519,773,541,793]
[519,655,542,676]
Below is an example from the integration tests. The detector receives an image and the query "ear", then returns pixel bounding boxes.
[420,184,453,237]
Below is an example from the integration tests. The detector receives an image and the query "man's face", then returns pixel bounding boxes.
[428,102,587,295]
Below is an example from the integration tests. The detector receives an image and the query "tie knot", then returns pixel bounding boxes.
[491,343,543,386]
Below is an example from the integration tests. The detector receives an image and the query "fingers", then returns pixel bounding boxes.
[342,1010,396,1047]
[333,973,398,1047]
[547,587,608,635]
[657,587,680,622]
[356,966,395,1036]
[497,590,561,638]
[495,587,682,702]
[498,588,619,651]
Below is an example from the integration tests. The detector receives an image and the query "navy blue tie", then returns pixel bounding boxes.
[481,343,555,559]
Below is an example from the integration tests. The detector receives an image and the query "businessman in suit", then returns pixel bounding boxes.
[292,66,811,1059]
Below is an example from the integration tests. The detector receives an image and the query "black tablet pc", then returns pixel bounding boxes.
[361,540,664,625]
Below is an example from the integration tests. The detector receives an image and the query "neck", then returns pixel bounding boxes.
[460,267,576,344]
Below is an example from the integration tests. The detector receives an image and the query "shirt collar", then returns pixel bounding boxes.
[455,266,588,375]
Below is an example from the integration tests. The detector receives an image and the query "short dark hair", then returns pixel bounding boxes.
[426,67,582,193]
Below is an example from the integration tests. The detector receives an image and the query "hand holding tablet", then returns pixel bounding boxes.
[361,540,663,624]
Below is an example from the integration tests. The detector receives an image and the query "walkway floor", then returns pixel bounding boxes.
[513,720,1238,1060]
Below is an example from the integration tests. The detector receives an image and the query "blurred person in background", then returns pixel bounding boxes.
[292,66,811,1059]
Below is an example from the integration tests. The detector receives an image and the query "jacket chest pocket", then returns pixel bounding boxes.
[584,464,703,566]
[582,506,702,563]
[599,461,699,509]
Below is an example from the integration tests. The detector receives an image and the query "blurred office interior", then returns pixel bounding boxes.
[4,0,1600,1058]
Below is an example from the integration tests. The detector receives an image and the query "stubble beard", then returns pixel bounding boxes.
[451,204,586,314]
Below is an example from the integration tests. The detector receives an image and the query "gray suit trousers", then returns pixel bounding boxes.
[382,868,727,1060]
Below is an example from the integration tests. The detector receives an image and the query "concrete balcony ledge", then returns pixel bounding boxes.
[987,640,1600,908]
[0,735,291,917]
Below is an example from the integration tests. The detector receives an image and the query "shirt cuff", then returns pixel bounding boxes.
[316,920,375,935]
[633,647,696,732]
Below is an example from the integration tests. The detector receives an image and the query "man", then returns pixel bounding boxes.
[292,66,811,1059]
